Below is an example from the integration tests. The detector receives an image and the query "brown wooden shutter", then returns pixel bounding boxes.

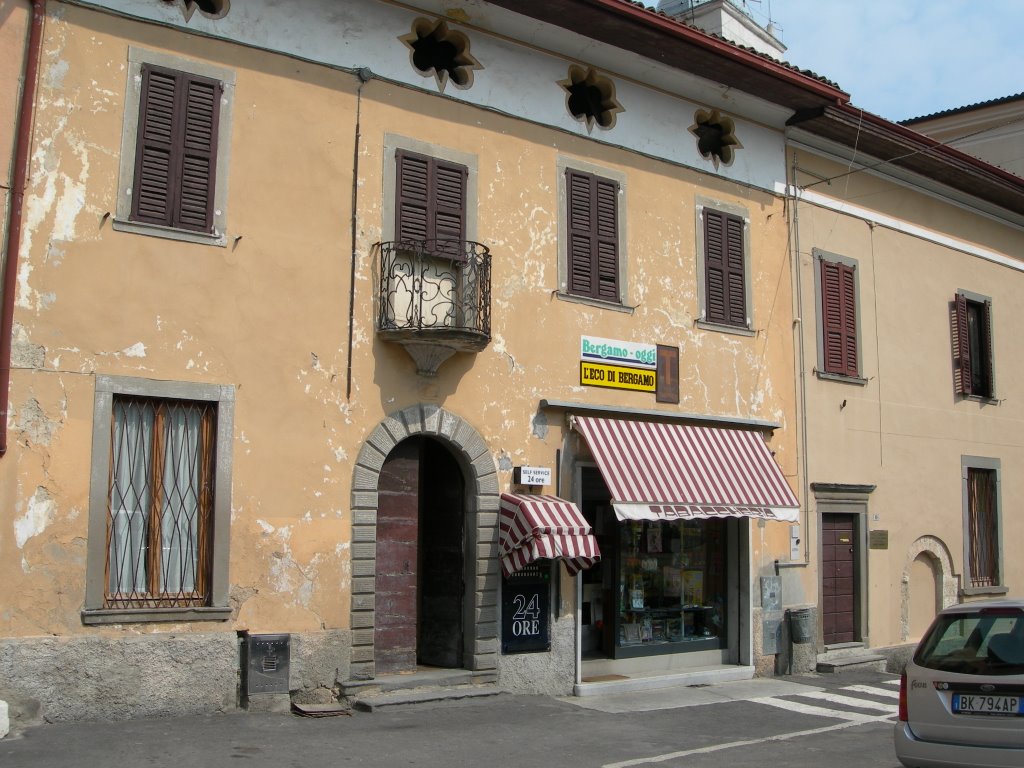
[396,151,467,252]
[396,150,431,243]
[982,300,994,397]
[177,75,221,232]
[567,170,594,297]
[566,169,619,301]
[953,292,972,395]
[595,177,619,301]
[704,209,746,326]
[821,259,858,376]
[724,214,746,326]
[131,65,220,233]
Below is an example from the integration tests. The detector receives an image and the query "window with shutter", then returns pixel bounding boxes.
[565,169,619,302]
[702,208,746,327]
[131,64,221,233]
[396,150,467,253]
[952,291,994,399]
[819,257,859,378]
[115,49,234,246]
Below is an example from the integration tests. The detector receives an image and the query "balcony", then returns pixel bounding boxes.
[376,239,491,376]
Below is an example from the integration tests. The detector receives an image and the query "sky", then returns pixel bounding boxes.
[642,0,1024,122]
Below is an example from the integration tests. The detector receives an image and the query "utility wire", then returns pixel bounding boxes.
[801,111,1024,190]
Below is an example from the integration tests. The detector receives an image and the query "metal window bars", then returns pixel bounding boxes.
[105,396,216,608]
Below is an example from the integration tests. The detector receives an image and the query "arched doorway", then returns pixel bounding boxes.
[375,436,465,674]
[349,404,500,681]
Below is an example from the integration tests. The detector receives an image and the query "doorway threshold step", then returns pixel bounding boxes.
[352,683,506,712]
[815,654,887,674]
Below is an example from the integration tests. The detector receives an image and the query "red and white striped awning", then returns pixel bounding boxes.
[499,493,601,578]
[574,416,799,522]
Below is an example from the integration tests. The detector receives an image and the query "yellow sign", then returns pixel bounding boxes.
[580,361,656,392]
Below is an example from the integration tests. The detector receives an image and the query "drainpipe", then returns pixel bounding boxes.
[0,0,46,457]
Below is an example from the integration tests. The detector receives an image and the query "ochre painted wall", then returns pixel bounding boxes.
[3,5,800,648]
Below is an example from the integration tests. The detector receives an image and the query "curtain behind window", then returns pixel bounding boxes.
[967,468,998,587]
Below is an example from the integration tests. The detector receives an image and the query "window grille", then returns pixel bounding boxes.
[105,396,216,608]
[967,467,999,587]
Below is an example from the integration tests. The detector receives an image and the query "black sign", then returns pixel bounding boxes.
[501,562,551,654]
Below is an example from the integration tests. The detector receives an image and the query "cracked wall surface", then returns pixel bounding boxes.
[0,1,804,718]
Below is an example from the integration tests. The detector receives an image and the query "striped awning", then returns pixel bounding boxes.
[574,416,799,522]
[498,493,601,578]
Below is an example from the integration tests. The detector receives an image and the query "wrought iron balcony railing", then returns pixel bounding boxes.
[376,239,492,375]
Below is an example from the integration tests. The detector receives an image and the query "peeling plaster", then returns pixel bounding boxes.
[122,342,146,358]
[15,487,56,549]
[15,397,63,447]
[11,323,46,369]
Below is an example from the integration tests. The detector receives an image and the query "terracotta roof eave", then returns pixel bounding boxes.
[483,0,848,111]
[902,92,1024,124]
[790,104,1024,216]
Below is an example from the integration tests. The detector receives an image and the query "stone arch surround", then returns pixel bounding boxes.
[900,535,959,642]
[349,404,500,680]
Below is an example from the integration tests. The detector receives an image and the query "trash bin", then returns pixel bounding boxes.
[789,607,814,644]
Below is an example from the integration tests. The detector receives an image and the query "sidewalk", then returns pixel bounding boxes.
[0,671,898,768]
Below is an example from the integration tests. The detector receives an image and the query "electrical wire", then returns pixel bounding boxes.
[802,111,1024,190]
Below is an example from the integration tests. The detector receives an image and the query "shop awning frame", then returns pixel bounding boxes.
[498,493,601,578]
[573,416,800,523]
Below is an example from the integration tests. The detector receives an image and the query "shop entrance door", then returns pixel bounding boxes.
[375,437,465,674]
[822,514,857,644]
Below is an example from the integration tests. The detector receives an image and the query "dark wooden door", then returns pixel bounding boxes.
[418,441,465,668]
[822,514,857,644]
[375,441,420,674]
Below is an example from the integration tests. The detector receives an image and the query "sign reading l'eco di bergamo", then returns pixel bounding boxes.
[580,336,657,392]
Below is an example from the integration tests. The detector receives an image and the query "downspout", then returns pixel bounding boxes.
[346,68,373,401]
[786,146,811,564]
[0,0,46,457]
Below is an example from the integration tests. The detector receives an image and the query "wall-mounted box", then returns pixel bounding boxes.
[243,633,290,696]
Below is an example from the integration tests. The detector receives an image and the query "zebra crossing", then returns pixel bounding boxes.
[753,677,900,722]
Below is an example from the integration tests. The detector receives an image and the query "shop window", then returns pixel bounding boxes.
[113,48,235,246]
[616,520,728,652]
[83,376,234,624]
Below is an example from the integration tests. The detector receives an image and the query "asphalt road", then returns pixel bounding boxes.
[0,671,903,768]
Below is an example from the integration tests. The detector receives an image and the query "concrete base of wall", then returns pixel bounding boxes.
[0,629,352,723]
[874,642,917,674]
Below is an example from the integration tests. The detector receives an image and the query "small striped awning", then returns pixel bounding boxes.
[574,416,799,523]
[499,493,601,578]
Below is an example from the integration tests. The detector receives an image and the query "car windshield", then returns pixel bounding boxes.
[915,610,1024,676]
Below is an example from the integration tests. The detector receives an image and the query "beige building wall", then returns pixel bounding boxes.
[1,2,802,720]
[791,147,1024,654]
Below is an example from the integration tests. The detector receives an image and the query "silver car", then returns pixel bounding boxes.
[895,598,1024,767]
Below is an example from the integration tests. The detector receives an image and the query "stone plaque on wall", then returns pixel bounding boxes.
[869,530,889,549]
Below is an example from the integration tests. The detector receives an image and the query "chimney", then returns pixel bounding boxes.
[656,0,786,58]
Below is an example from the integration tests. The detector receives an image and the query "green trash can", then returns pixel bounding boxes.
[789,607,814,644]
